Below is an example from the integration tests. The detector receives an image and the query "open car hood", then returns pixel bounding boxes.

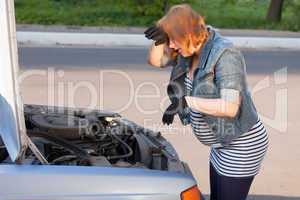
[0,0,28,162]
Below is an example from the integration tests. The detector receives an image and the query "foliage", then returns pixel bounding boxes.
[283,0,300,31]
[14,0,300,31]
[128,0,195,16]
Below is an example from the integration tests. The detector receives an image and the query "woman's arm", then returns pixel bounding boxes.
[186,49,247,118]
[147,43,177,68]
[185,89,241,118]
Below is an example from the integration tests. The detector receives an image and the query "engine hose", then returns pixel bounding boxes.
[51,155,77,163]
[27,130,94,164]
[107,132,133,160]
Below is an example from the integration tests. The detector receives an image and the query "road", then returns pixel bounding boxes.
[19,46,300,74]
[18,46,300,199]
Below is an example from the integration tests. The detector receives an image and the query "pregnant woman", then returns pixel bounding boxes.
[145,4,269,200]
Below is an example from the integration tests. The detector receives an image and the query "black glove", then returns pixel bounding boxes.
[144,25,169,46]
[162,96,187,125]
[162,103,177,125]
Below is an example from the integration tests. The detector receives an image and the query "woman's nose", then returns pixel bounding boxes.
[169,42,176,49]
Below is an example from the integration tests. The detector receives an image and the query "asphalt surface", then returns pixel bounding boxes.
[18,46,300,75]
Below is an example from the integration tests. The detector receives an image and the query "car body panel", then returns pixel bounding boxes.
[0,164,196,200]
[0,0,28,162]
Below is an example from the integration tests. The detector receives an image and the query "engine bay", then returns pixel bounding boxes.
[0,105,186,173]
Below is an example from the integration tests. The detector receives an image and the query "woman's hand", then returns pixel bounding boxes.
[185,94,241,118]
[162,96,187,125]
[145,25,177,68]
[144,25,169,46]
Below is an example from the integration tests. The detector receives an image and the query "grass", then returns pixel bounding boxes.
[14,0,300,31]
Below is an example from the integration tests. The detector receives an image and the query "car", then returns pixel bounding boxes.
[0,0,203,199]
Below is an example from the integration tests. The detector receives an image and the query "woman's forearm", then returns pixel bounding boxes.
[147,43,176,68]
[185,96,240,118]
[147,43,165,67]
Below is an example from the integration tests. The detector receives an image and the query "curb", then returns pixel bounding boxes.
[17,24,300,38]
[17,31,300,50]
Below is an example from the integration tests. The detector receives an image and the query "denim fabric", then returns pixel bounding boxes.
[167,28,258,146]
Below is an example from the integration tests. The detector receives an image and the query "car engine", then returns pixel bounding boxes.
[0,105,187,173]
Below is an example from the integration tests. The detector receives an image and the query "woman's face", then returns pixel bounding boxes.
[168,38,196,57]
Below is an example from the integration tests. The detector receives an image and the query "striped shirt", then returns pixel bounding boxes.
[185,74,269,177]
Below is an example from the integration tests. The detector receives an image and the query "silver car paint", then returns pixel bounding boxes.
[0,164,196,200]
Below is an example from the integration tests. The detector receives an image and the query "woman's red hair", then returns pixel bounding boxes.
[158,4,209,53]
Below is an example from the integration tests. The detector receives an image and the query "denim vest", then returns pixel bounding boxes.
[167,28,258,146]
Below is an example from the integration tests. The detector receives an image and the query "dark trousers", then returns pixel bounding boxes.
[209,162,254,200]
